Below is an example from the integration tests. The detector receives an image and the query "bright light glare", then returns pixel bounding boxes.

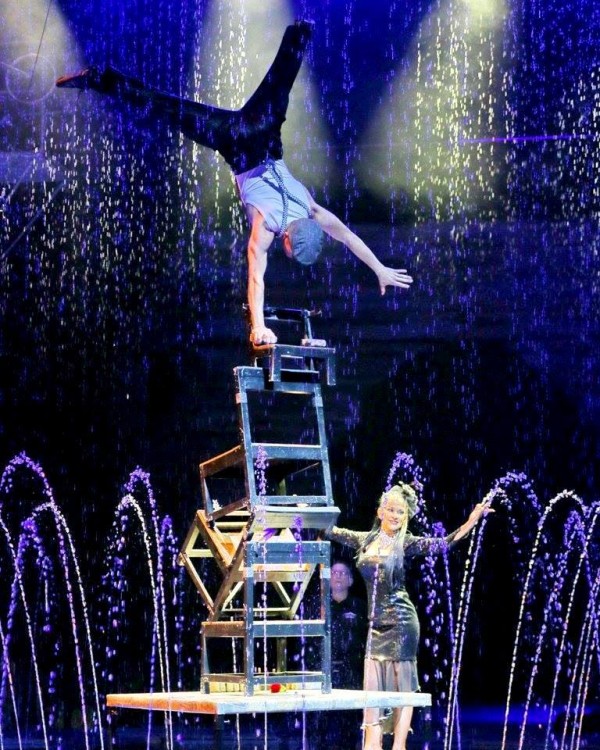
[2,0,81,93]
[358,0,506,220]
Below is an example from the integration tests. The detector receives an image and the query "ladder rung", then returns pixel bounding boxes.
[248,506,339,530]
[200,445,326,480]
[200,446,244,477]
[203,671,325,689]
[251,444,324,461]
[253,494,327,506]
[244,540,328,563]
[203,620,326,638]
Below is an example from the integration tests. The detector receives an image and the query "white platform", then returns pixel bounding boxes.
[106,688,431,716]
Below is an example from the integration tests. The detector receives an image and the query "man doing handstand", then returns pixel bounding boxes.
[57,20,413,345]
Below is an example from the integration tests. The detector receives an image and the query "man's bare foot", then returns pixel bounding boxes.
[56,67,104,90]
[56,66,136,93]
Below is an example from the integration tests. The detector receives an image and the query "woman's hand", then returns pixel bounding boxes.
[467,497,495,527]
[455,497,495,541]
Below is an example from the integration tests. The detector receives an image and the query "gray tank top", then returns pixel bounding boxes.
[235,160,312,234]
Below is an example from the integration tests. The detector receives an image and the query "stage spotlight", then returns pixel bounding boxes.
[460,0,504,22]
[1,0,81,96]
[1,0,82,165]
[357,0,506,219]
[0,0,80,223]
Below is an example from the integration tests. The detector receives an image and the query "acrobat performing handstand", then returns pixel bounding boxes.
[56,20,413,345]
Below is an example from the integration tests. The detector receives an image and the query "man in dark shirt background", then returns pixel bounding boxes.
[285,557,368,747]
[330,559,368,690]
[319,558,368,749]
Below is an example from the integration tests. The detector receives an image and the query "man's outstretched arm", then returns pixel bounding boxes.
[310,202,413,294]
[246,206,278,345]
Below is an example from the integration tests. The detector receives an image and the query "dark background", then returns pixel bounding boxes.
[1,0,599,747]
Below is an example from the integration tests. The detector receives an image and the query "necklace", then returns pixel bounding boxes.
[378,529,396,549]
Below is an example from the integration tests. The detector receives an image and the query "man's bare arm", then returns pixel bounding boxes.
[310,202,413,294]
[246,206,278,345]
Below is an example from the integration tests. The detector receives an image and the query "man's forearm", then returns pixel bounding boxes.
[247,273,266,331]
[343,232,387,275]
[312,204,386,274]
[311,201,413,294]
[245,209,278,344]
[247,240,267,332]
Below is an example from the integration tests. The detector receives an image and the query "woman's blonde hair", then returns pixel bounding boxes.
[379,483,418,520]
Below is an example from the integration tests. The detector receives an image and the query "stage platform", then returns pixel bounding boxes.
[106,687,431,715]
[107,689,431,749]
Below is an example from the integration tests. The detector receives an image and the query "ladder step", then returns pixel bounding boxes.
[244,540,328,562]
[202,620,326,638]
[251,443,324,461]
[202,671,325,693]
[250,343,336,387]
[249,505,339,530]
[254,494,327,506]
[200,446,244,478]
[201,444,325,479]
[206,497,338,523]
